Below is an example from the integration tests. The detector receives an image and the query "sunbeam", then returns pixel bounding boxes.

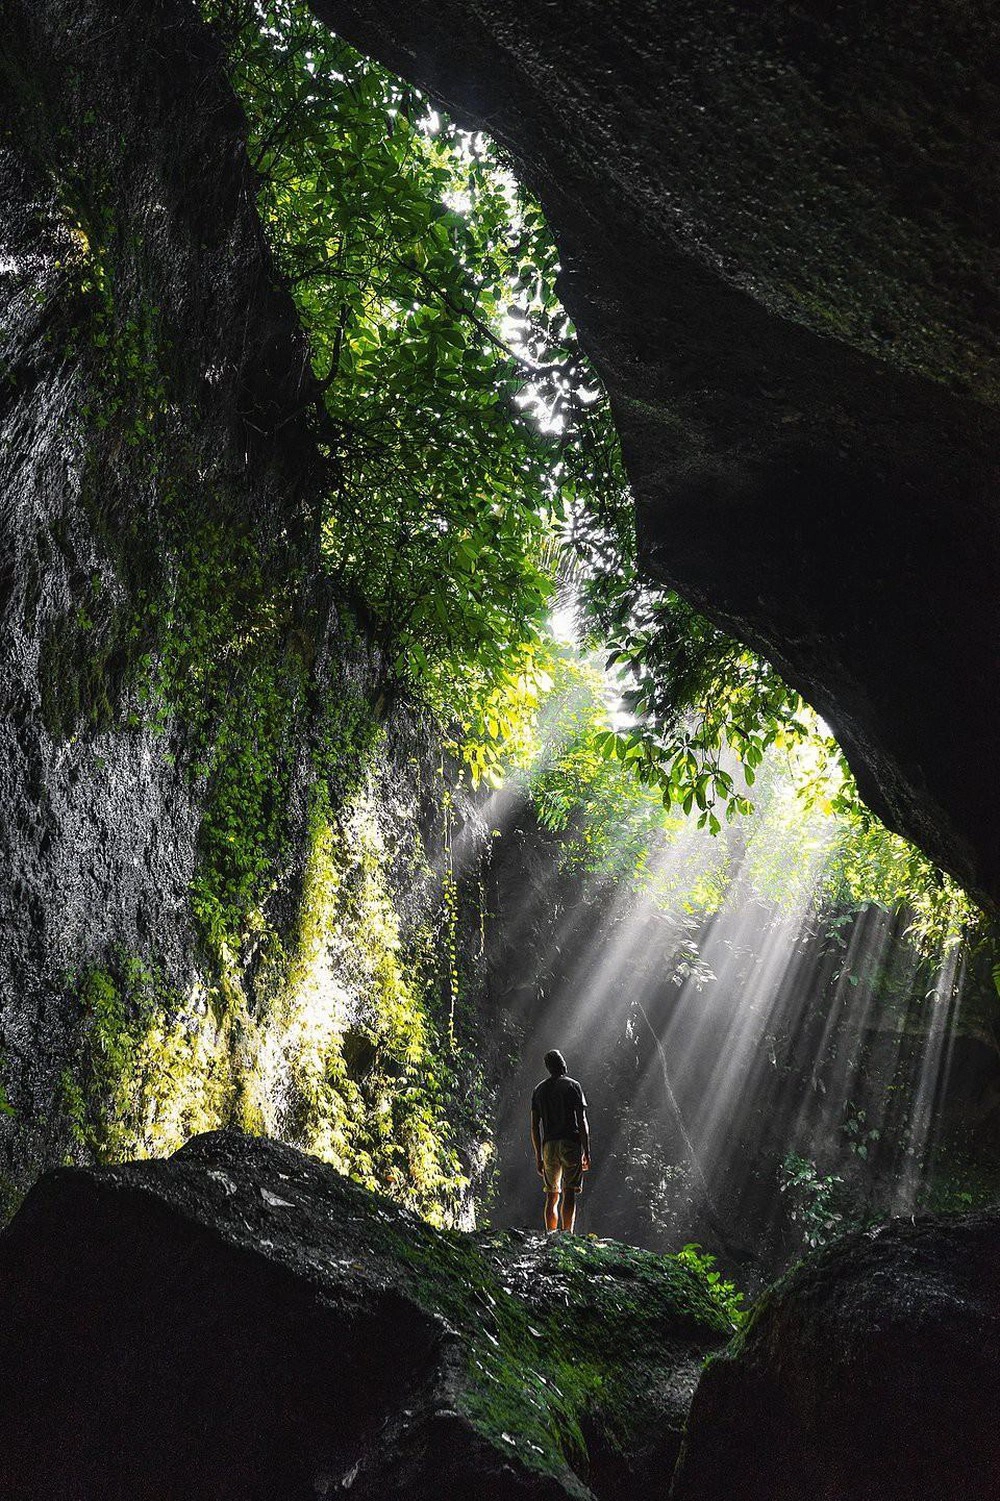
[481,651,985,1274]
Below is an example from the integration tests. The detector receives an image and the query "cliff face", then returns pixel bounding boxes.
[0,0,293,1180]
[0,0,489,1218]
[313,0,1000,907]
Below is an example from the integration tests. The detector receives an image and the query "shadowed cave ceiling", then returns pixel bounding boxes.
[312,0,1000,908]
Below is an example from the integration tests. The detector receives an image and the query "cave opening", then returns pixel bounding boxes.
[206,0,1000,1268]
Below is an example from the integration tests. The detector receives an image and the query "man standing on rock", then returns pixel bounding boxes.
[530,1049,591,1233]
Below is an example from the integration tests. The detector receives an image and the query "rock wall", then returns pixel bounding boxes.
[0,0,491,1222]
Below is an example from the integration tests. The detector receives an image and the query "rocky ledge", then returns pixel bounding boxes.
[0,1131,732,1500]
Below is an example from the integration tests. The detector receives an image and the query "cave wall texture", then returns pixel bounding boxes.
[314,0,1000,908]
[0,0,494,1217]
[0,0,315,1165]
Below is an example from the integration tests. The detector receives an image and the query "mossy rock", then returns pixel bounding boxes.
[671,1208,1000,1501]
[0,1131,732,1499]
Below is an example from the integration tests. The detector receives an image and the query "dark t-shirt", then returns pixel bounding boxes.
[531,1075,587,1144]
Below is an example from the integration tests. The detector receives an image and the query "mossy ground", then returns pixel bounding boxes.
[153,1134,738,1492]
[374,1212,736,1487]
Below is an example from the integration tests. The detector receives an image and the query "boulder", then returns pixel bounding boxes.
[0,1131,731,1499]
[671,1208,1000,1500]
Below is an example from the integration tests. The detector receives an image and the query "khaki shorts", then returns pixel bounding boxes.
[542,1138,584,1194]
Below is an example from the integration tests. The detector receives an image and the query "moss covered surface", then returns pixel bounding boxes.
[56,959,236,1164]
[49,727,492,1229]
[451,1232,735,1487]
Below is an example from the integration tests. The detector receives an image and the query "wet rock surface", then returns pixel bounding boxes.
[0,0,326,1183]
[316,0,1000,905]
[0,1130,732,1500]
[671,1207,1000,1500]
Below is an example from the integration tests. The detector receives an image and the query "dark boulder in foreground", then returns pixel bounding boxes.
[671,1208,1000,1501]
[0,1131,731,1500]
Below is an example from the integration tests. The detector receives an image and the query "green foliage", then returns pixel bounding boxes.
[522,655,678,859]
[207,0,599,775]
[842,1102,881,1163]
[58,959,236,1162]
[595,590,809,829]
[387,1223,733,1481]
[508,652,727,912]
[777,1152,848,1251]
[675,1243,747,1329]
[567,461,820,826]
[272,776,477,1225]
[504,644,987,962]
[60,964,144,1157]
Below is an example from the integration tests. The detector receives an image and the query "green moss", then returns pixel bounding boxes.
[58,959,237,1163]
[339,1212,736,1488]
[37,569,139,739]
[28,195,175,746]
[52,697,485,1226]
[265,772,474,1225]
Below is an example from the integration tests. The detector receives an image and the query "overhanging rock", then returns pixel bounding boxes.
[312,0,1000,906]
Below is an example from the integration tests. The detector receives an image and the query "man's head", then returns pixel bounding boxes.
[543,1049,567,1077]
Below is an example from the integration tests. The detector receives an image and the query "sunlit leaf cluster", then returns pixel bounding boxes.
[509,654,983,953]
[208,0,610,759]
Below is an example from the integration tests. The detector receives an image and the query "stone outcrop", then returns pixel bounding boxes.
[314,0,1000,906]
[0,1131,732,1500]
[671,1206,1000,1500]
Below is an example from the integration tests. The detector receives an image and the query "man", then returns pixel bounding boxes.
[530,1049,591,1233]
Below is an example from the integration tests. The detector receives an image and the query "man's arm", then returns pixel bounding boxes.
[530,1108,543,1176]
[579,1102,591,1170]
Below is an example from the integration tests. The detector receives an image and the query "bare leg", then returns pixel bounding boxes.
[544,1191,560,1232]
[560,1188,578,1232]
